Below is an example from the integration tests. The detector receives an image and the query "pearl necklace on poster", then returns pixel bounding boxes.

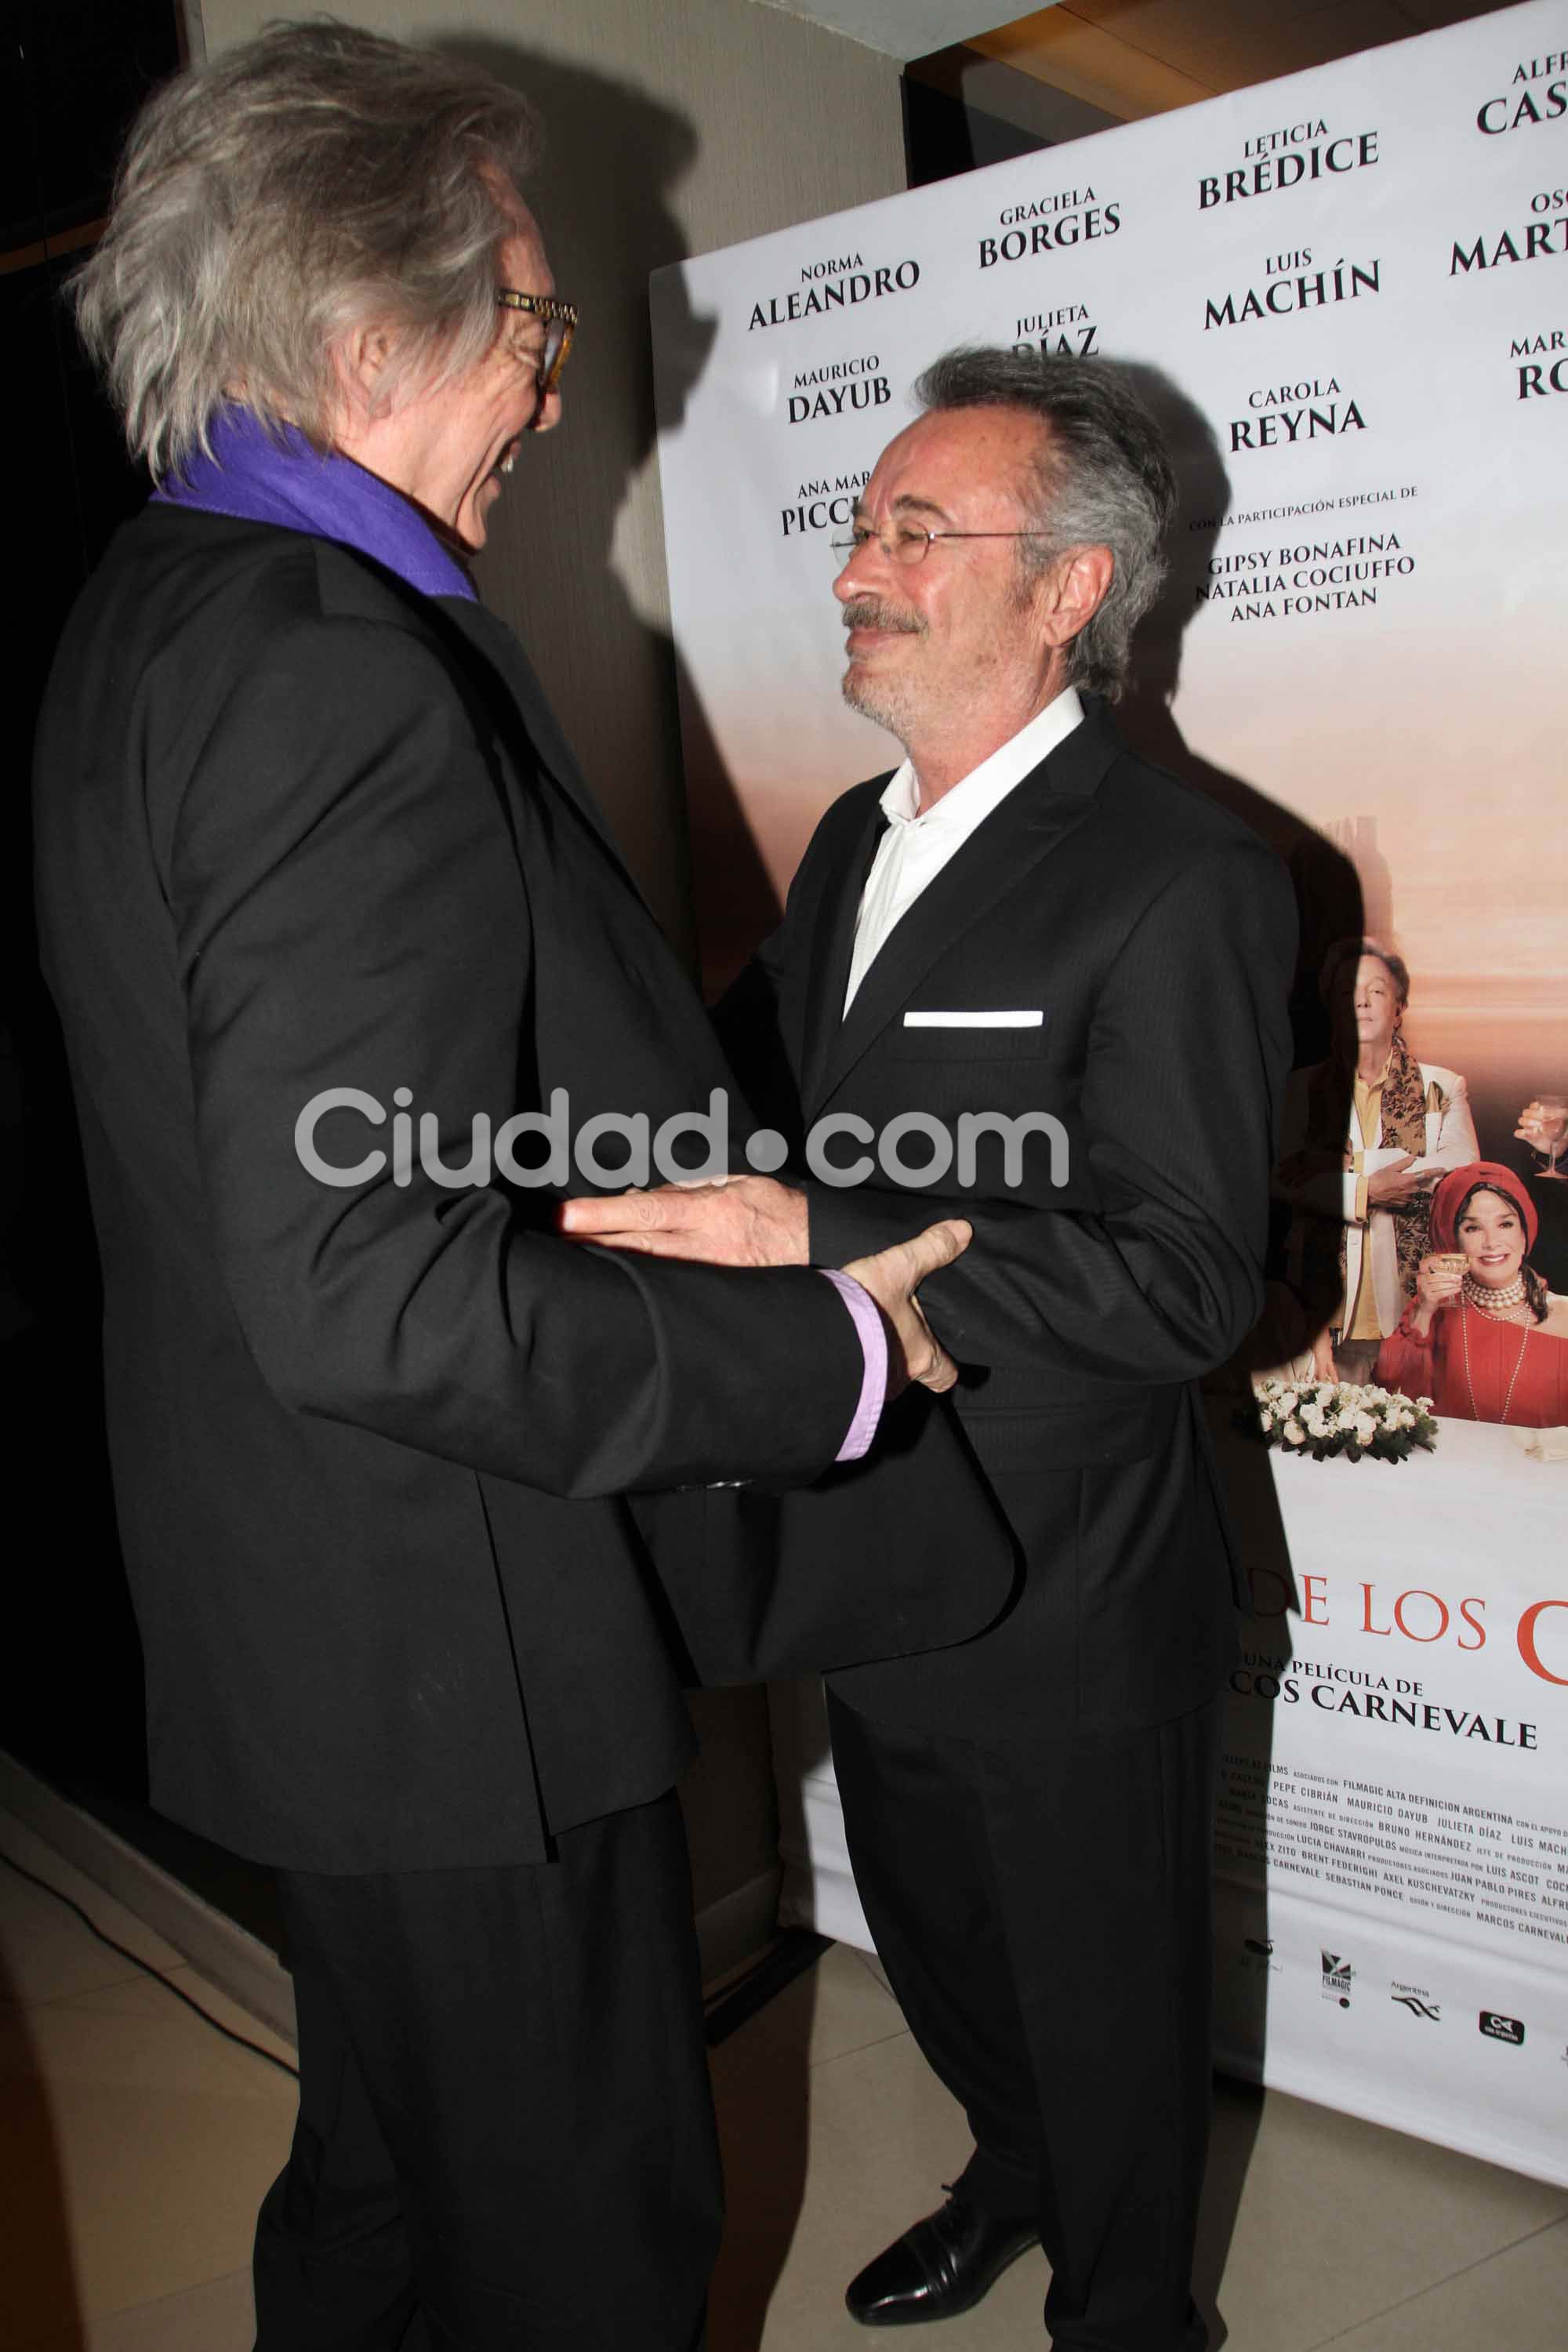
[1462,1271,1527,1313]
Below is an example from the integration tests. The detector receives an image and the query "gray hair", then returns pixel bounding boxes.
[913,347,1177,699]
[72,20,541,480]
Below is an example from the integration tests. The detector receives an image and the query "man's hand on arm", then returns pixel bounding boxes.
[559,1178,968,1396]
[559,1174,809,1266]
[840,1219,968,1398]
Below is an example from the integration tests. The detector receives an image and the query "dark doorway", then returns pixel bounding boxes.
[5,2,185,1810]
[902,41,1121,189]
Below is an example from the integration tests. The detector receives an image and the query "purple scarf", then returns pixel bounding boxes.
[153,408,477,601]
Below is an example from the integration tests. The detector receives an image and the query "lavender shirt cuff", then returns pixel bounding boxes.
[820,1270,888,1462]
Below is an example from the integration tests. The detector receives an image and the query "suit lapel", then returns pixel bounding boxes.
[433,597,644,895]
[806,706,1121,1116]
[798,790,890,1113]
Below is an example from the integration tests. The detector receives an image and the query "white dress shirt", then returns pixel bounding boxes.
[842,688,1084,1013]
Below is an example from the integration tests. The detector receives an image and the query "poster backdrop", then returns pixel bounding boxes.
[652,1,1568,2184]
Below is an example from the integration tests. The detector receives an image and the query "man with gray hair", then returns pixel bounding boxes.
[32,24,993,2350]
[568,349,1298,2349]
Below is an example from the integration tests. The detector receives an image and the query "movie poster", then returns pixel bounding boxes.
[652,0,1568,2182]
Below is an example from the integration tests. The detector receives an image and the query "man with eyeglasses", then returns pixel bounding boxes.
[33,27,1003,2351]
[566,348,1298,2350]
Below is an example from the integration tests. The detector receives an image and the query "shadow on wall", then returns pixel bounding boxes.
[1118,363,1366,1077]
[1119,377,1330,2338]
[434,36,773,970]
[1120,366,1372,1365]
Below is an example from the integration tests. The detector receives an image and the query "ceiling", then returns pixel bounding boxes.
[759,0,1522,114]
[751,3,1038,64]
[965,0,1522,122]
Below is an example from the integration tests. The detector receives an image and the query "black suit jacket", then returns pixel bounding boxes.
[719,699,1298,1736]
[31,507,1007,1871]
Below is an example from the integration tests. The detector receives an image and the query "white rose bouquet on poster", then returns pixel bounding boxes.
[1253,1379,1437,1465]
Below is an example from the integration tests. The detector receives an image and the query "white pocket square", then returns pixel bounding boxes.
[902,1010,1044,1029]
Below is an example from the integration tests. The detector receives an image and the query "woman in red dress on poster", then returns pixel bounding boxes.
[1375,1161,1568,1426]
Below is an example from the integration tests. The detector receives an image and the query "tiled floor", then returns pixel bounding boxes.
[0,1810,296,2352]
[3,1803,1565,2349]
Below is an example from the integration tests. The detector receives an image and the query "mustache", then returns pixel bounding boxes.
[841,596,924,637]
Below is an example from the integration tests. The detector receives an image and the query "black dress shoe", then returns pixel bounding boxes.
[845,2190,1040,2325]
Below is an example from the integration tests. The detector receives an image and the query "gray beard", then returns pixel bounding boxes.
[841,662,918,752]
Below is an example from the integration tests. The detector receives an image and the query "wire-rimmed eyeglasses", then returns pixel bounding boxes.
[829,521,1049,566]
[495,290,578,402]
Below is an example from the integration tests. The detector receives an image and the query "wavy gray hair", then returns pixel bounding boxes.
[72,20,540,480]
[913,347,1177,700]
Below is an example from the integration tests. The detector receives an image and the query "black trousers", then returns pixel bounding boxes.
[252,1791,720,2352]
[828,1691,1221,2352]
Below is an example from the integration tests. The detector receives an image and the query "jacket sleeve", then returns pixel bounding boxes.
[167,610,861,1497]
[1374,1311,1439,1401]
[805,842,1298,1385]
[1428,1073,1479,1172]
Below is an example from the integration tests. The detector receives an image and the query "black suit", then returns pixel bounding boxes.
[720,699,1296,2350]
[31,505,1008,2347]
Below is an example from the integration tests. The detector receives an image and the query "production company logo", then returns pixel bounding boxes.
[1389,1982,1441,2022]
[1479,2011,1526,2046]
[1321,1951,1354,2007]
